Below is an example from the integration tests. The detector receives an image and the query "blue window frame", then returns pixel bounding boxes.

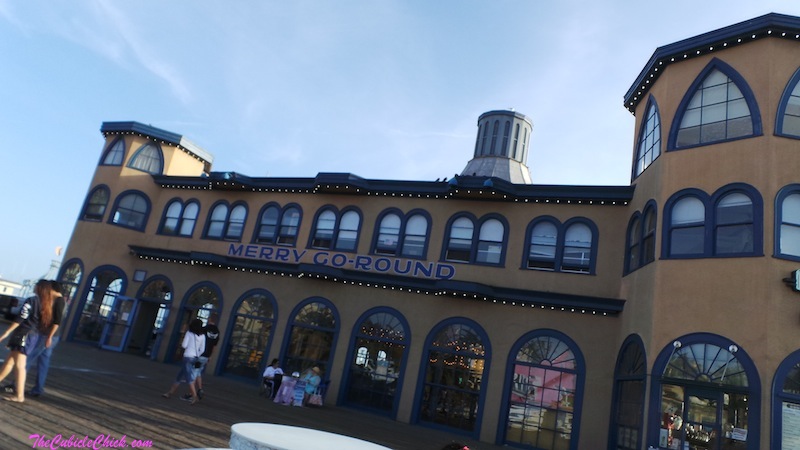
[279,297,340,377]
[254,203,302,246]
[498,329,584,449]
[342,307,410,417]
[81,185,110,222]
[443,214,508,266]
[68,265,127,344]
[772,349,800,448]
[634,97,661,178]
[101,137,125,166]
[127,143,164,175]
[776,184,800,260]
[668,58,762,150]
[159,198,200,237]
[109,190,150,231]
[220,288,277,380]
[309,206,362,252]
[647,333,760,450]
[608,335,646,450]
[662,184,762,259]
[776,67,800,138]
[625,201,657,273]
[204,201,248,241]
[413,318,490,438]
[524,217,598,274]
[373,209,431,259]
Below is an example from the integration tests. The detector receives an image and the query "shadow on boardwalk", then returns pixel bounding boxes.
[0,322,507,450]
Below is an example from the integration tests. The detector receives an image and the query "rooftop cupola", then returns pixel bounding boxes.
[460,110,533,184]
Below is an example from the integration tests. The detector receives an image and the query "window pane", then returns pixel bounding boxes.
[103,140,125,165]
[278,207,301,245]
[129,144,162,174]
[671,227,704,255]
[376,214,401,255]
[162,201,182,235]
[312,210,336,248]
[716,193,752,225]
[401,215,427,257]
[226,205,246,239]
[446,218,474,262]
[672,198,705,225]
[336,211,360,251]
[257,207,280,243]
[179,202,199,236]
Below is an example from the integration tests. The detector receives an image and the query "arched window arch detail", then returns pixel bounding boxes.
[57,258,84,303]
[221,288,277,380]
[81,185,110,222]
[625,200,658,274]
[372,208,431,259]
[523,217,598,274]
[662,184,762,259]
[608,335,647,450]
[101,137,126,166]
[127,142,164,175]
[168,282,222,363]
[775,184,800,260]
[633,96,662,179]
[342,307,410,416]
[203,201,248,241]
[498,328,584,449]
[772,349,800,447]
[775,66,800,138]
[309,206,362,252]
[443,213,508,266]
[68,265,127,345]
[647,333,760,450]
[109,190,151,231]
[280,297,340,378]
[414,317,490,438]
[668,58,762,150]
[159,198,200,237]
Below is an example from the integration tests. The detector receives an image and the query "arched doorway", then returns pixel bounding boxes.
[70,266,126,345]
[169,282,221,363]
[415,318,490,437]
[649,334,759,450]
[771,349,800,449]
[221,289,277,379]
[608,335,647,450]
[282,298,338,378]
[343,307,409,416]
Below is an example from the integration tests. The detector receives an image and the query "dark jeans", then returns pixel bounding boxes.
[26,336,60,395]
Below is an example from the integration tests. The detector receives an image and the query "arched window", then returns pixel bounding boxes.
[101,138,125,166]
[81,186,110,221]
[222,290,276,379]
[490,120,499,155]
[110,191,150,231]
[204,202,248,241]
[525,217,598,274]
[501,331,583,450]
[477,219,504,264]
[255,204,302,245]
[417,320,488,435]
[502,120,511,156]
[344,308,409,415]
[444,214,506,265]
[57,260,83,303]
[373,210,430,258]
[160,199,199,237]
[513,124,520,159]
[70,267,125,345]
[669,59,761,149]
[608,336,646,450]
[775,185,800,259]
[282,299,338,376]
[445,217,474,263]
[663,185,762,258]
[625,202,658,274]
[772,350,800,447]
[127,143,163,174]
[650,335,759,450]
[256,205,280,243]
[634,98,661,178]
[171,283,221,362]
[776,67,800,138]
[310,207,361,251]
[278,206,301,245]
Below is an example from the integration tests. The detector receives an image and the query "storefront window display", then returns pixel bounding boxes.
[223,290,275,378]
[345,309,408,414]
[419,321,487,433]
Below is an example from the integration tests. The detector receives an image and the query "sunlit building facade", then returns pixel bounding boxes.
[56,13,800,450]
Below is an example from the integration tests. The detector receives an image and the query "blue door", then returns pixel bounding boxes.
[100,296,138,351]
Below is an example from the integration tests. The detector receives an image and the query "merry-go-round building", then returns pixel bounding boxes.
[54,12,800,450]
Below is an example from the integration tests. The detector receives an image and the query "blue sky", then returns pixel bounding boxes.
[1,1,798,284]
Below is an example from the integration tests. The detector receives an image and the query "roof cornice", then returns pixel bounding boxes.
[101,121,214,164]
[624,12,800,114]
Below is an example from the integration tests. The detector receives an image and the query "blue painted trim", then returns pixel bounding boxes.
[66,265,128,343]
[667,58,763,151]
[606,334,647,450]
[773,184,800,260]
[412,317,492,440]
[339,306,411,418]
[107,189,151,232]
[775,66,800,138]
[771,349,800,449]
[495,328,584,449]
[646,332,761,450]
[79,184,111,222]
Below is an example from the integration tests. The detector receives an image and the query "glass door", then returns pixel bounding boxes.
[100,296,138,351]
[680,389,721,450]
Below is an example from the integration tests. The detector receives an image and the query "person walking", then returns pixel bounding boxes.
[162,318,205,404]
[182,313,219,401]
[0,280,54,402]
[25,280,67,398]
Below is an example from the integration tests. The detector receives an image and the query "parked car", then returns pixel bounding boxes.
[0,294,23,321]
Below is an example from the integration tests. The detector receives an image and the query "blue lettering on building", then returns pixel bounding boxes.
[227,244,455,280]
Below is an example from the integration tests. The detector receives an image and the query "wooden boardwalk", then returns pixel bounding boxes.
[0,322,507,450]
